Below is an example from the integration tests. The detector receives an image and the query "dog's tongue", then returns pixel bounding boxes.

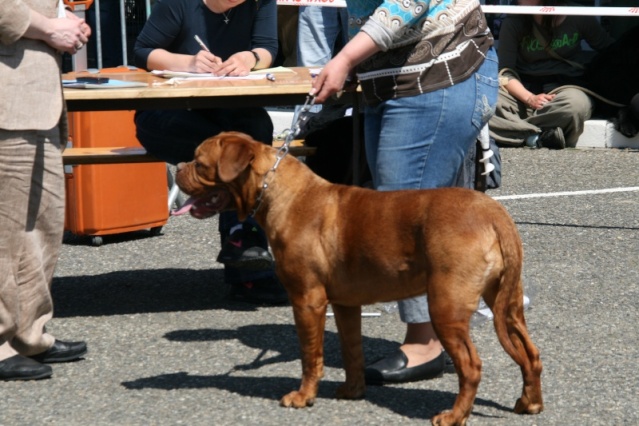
[171,196,197,216]
[171,193,226,219]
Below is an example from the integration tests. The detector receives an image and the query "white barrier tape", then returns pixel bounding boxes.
[481,5,639,16]
[277,0,346,7]
[276,0,639,17]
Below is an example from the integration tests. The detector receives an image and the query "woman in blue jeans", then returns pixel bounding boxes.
[312,0,499,383]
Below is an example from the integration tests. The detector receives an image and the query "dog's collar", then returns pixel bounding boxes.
[249,95,316,217]
[249,146,287,217]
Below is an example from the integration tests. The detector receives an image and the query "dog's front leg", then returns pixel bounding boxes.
[331,304,365,400]
[280,290,328,408]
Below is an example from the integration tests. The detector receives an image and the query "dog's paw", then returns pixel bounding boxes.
[514,396,544,415]
[335,382,365,400]
[431,410,467,426]
[280,391,315,408]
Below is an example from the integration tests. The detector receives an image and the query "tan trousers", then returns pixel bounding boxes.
[489,85,594,147]
[0,127,65,360]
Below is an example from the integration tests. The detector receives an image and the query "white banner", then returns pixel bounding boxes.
[481,5,639,16]
[277,0,346,7]
[276,0,639,17]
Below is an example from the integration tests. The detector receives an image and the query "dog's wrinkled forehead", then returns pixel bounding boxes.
[190,137,222,181]
[194,132,254,161]
[190,131,259,184]
[195,137,220,162]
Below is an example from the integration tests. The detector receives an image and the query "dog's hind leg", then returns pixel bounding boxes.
[331,304,366,400]
[490,279,543,415]
[280,287,329,408]
[427,274,483,426]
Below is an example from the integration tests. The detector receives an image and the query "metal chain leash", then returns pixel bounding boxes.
[249,94,316,217]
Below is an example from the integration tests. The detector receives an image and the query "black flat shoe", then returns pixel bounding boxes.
[0,355,52,381]
[539,127,566,150]
[29,340,87,363]
[232,276,289,305]
[365,349,446,385]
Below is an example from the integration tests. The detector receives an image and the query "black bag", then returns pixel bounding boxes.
[295,104,352,140]
[305,115,371,185]
[482,137,502,190]
[298,105,371,185]
[466,137,501,192]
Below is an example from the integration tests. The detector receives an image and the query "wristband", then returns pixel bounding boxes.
[250,50,260,70]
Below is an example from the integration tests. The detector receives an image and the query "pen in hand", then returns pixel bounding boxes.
[194,35,210,52]
[194,35,224,74]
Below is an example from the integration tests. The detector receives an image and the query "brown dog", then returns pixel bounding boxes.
[176,131,543,425]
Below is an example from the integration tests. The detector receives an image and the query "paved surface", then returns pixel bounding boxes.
[1,147,638,426]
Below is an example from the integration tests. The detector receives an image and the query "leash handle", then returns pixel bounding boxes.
[276,94,316,160]
[250,94,316,217]
[291,94,316,139]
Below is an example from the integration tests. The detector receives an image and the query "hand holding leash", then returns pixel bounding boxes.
[291,95,316,139]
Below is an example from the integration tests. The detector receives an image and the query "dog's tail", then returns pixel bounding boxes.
[489,211,532,364]
[488,206,544,413]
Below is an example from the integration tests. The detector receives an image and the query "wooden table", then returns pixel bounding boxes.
[63,67,363,183]
[64,67,327,111]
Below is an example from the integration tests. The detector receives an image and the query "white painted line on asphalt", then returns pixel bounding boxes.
[326,312,381,317]
[493,186,639,201]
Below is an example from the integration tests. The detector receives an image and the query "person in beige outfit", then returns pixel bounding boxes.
[0,0,91,381]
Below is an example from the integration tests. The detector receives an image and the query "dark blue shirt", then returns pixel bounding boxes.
[134,0,278,69]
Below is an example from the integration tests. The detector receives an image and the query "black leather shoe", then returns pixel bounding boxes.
[0,355,52,381]
[29,340,87,363]
[539,127,566,150]
[365,349,446,385]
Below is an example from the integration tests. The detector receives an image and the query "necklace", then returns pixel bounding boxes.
[203,0,232,24]
[222,10,231,24]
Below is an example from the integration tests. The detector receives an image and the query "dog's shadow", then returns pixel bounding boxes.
[51,268,261,317]
[122,324,511,420]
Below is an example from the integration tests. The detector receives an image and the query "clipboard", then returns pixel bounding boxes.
[150,67,295,80]
[62,79,148,89]
[150,70,265,80]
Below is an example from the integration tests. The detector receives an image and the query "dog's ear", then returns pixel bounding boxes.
[217,134,255,182]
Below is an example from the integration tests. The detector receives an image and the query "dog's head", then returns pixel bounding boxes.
[175,131,272,220]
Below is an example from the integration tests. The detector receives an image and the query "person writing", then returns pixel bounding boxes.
[0,0,91,381]
[134,0,287,305]
[312,0,498,383]
[489,0,614,149]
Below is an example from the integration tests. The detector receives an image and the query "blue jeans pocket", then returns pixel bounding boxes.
[472,50,499,131]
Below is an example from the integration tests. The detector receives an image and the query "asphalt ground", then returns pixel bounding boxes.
[1,147,638,426]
